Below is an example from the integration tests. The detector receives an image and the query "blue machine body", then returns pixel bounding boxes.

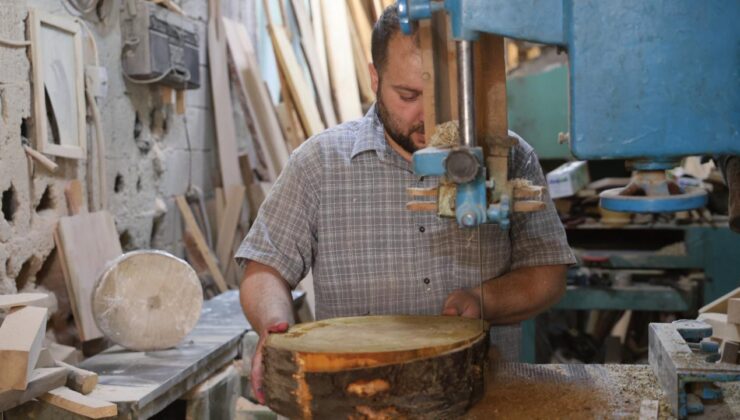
[401,0,740,161]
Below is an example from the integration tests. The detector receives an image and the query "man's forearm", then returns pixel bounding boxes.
[475,264,567,324]
[239,260,295,335]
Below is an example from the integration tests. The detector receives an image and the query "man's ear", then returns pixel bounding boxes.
[369,63,379,93]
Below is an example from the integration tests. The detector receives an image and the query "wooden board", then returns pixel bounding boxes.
[47,342,82,365]
[215,186,246,280]
[0,367,67,412]
[701,286,740,315]
[263,315,488,418]
[56,210,122,341]
[347,6,375,104]
[320,0,363,122]
[176,196,229,293]
[268,24,325,137]
[0,306,48,390]
[290,0,337,127]
[698,313,740,342]
[347,0,373,63]
[207,1,244,189]
[64,180,86,215]
[309,0,330,99]
[0,292,52,309]
[729,298,740,325]
[81,291,250,419]
[39,386,117,419]
[91,251,204,351]
[419,20,438,139]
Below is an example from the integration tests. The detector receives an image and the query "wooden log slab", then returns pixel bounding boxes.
[263,315,489,419]
[91,250,204,351]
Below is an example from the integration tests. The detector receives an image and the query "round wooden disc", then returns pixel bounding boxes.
[268,315,486,371]
[264,316,489,419]
[92,250,203,351]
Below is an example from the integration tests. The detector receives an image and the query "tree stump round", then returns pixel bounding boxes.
[91,250,203,351]
[263,315,489,419]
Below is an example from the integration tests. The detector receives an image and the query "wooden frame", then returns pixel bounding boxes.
[28,9,87,160]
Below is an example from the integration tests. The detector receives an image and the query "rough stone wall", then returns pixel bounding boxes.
[0,0,250,296]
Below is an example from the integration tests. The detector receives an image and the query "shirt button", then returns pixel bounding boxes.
[423,277,431,284]
[419,226,425,233]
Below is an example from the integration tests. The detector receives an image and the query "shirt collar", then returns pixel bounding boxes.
[350,104,413,172]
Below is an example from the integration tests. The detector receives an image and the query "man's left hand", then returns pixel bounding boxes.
[441,289,482,319]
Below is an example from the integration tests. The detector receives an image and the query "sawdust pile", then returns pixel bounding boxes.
[429,120,460,148]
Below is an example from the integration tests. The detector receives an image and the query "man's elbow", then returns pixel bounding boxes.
[539,264,568,309]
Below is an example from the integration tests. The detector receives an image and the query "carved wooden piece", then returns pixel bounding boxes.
[263,315,488,419]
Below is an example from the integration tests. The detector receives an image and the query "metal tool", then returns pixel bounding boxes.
[649,321,740,418]
[398,0,740,221]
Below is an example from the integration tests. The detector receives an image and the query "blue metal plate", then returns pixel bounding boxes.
[599,188,708,213]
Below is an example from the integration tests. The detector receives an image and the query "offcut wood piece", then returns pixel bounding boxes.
[207,0,244,189]
[91,250,204,351]
[728,298,740,325]
[268,24,325,137]
[0,292,52,309]
[700,286,740,314]
[698,313,740,342]
[64,179,87,215]
[347,7,375,104]
[263,315,489,418]
[0,306,49,390]
[320,0,363,122]
[48,342,82,365]
[215,186,246,276]
[57,361,98,395]
[23,144,59,172]
[35,348,56,368]
[290,0,337,127]
[0,367,67,412]
[176,196,229,293]
[39,386,117,419]
[28,9,86,160]
[55,210,122,341]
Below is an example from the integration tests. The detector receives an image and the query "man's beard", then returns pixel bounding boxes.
[376,91,425,155]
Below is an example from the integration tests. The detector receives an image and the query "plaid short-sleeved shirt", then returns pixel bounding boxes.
[236,106,575,361]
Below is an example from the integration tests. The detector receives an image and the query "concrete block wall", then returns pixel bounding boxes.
[0,0,253,296]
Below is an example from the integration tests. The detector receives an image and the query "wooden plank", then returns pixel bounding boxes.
[291,0,338,127]
[176,196,229,293]
[35,348,55,368]
[347,6,375,104]
[208,0,243,189]
[0,292,52,309]
[222,18,286,181]
[309,0,330,98]
[56,211,121,341]
[698,313,740,342]
[47,342,82,365]
[321,0,363,122]
[268,24,325,137]
[729,298,740,325]
[39,386,117,419]
[235,23,291,178]
[700,287,740,314]
[347,0,373,63]
[216,186,246,277]
[64,180,86,215]
[0,306,48,390]
[81,291,249,419]
[0,367,67,411]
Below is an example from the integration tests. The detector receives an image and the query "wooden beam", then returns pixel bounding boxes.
[0,292,52,310]
[700,286,740,314]
[176,196,229,293]
[728,298,740,325]
[419,20,437,139]
[39,386,117,419]
[0,306,48,390]
[321,0,363,122]
[216,185,247,277]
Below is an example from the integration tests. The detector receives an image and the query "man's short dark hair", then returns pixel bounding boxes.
[371,5,418,74]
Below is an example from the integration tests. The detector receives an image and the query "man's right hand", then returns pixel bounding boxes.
[251,321,290,404]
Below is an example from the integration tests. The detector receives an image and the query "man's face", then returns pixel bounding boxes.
[370,33,425,154]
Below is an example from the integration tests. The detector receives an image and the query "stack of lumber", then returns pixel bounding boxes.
[0,295,116,417]
[697,287,740,364]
